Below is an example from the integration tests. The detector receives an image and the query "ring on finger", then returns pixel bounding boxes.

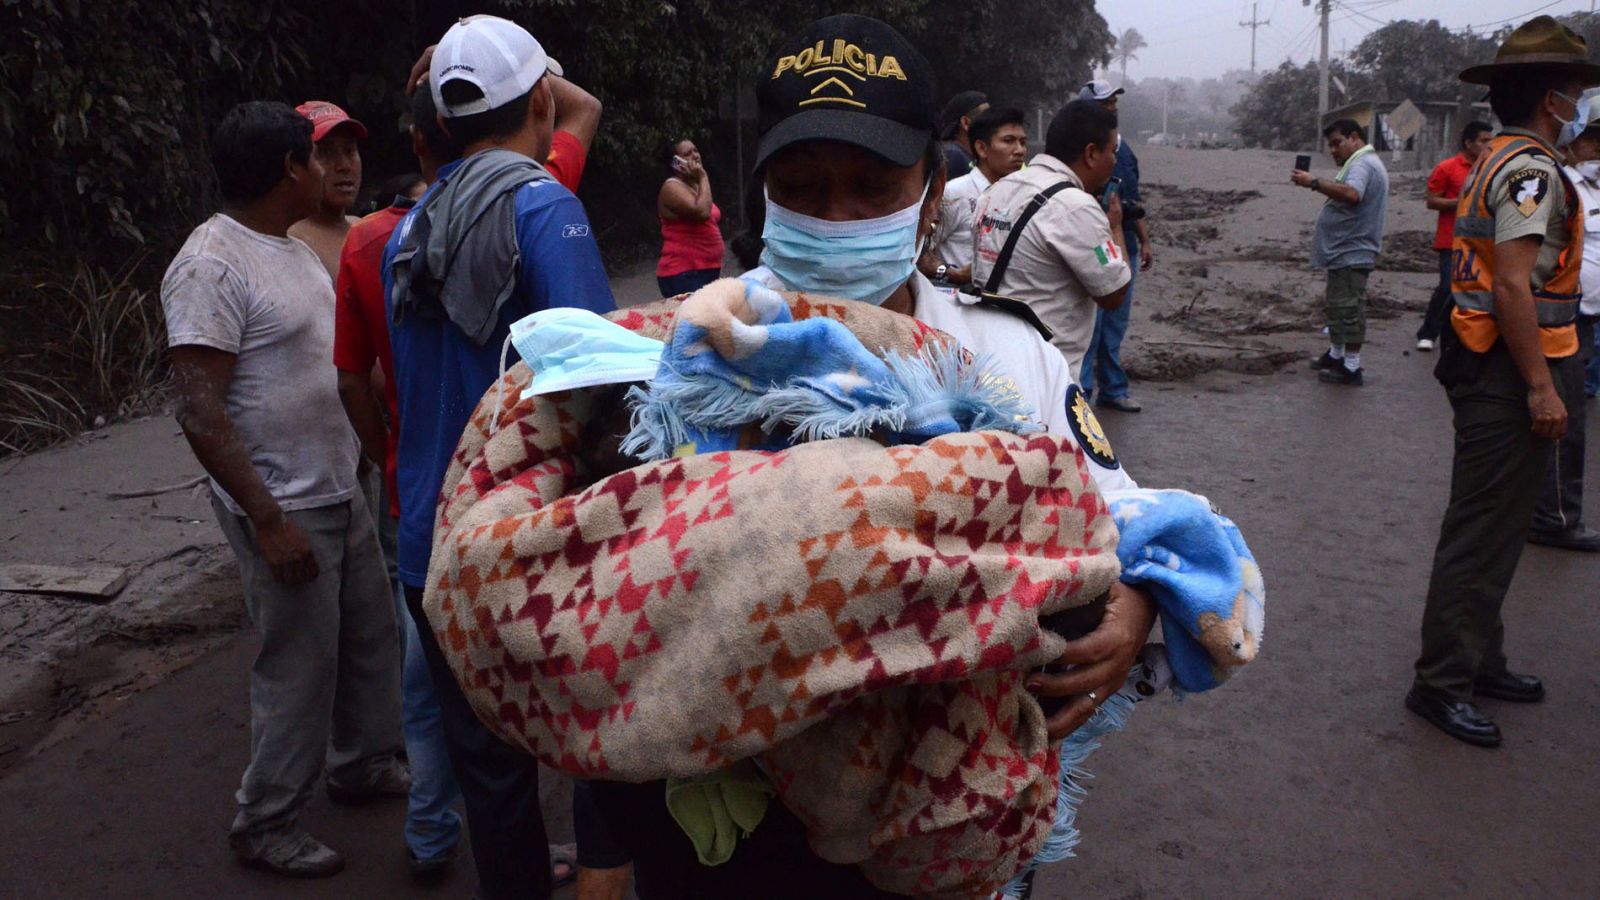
[1087,690,1099,704]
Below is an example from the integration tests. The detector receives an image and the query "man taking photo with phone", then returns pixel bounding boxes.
[1293,118,1389,386]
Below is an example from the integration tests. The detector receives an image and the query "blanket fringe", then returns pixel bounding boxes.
[885,346,1044,436]
[622,342,1044,462]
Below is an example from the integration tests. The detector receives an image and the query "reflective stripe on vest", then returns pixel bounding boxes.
[1449,134,1582,358]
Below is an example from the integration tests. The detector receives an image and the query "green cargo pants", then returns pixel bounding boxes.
[1325,266,1371,347]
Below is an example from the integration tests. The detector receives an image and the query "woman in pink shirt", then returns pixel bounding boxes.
[656,139,725,296]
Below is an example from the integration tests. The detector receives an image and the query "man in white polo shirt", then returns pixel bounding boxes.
[918,105,1028,287]
[972,99,1131,375]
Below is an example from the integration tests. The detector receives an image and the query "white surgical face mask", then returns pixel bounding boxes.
[759,183,929,306]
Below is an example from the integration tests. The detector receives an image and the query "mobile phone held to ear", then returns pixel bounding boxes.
[1099,176,1122,210]
[1294,154,1312,172]
[671,155,689,174]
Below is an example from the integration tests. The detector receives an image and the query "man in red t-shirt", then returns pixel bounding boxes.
[330,72,600,878]
[1416,120,1494,351]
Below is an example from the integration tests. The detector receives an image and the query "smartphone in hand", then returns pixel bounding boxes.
[1100,176,1123,210]
[671,155,689,174]
[1294,154,1312,172]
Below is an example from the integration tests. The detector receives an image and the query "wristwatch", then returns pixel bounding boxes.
[935,263,948,280]
[1310,177,1321,191]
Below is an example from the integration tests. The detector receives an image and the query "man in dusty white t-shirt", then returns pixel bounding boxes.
[972,99,1131,375]
[161,101,405,878]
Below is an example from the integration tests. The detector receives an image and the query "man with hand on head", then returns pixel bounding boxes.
[383,14,615,898]
[971,98,1132,378]
[919,104,1028,287]
[289,101,367,280]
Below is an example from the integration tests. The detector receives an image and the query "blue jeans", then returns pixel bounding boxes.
[372,486,462,862]
[393,573,464,861]
[1080,237,1137,399]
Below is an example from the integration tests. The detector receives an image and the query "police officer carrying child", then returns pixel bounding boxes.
[1409,16,1600,748]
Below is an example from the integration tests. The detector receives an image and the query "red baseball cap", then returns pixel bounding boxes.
[295,100,368,141]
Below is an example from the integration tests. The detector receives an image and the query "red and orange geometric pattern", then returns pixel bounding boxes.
[423,297,1120,898]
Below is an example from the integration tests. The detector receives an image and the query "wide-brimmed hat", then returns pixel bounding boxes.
[1460,15,1600,86]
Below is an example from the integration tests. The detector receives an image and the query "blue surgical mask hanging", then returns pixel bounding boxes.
[759,184,928,306]
[1555,91,1591,148]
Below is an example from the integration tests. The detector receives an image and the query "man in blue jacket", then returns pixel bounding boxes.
[1079,79,1154,412]
[383,15,615,899]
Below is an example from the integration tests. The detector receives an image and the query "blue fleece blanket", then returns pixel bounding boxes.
[621,279,1039,460]
[1106,488,1264,693]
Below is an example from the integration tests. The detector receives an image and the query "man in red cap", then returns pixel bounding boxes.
[290,100,368,280]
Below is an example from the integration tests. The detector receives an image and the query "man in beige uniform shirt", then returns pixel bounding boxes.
[972,98,1131,374]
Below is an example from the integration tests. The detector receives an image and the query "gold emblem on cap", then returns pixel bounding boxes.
[772,39,908,111]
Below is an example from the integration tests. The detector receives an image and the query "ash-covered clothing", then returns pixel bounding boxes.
[383,155,615,589]
[214,489,401,854]
[161,213,360,516]
[931,167,990,269]
[1311,148,1388,270]
[971,154,1131,374]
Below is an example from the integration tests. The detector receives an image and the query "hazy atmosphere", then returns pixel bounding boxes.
[4,2,1600,898]
[1105,0,1595,80]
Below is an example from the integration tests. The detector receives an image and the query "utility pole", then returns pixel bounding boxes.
[1317,0,1331,124]
[1240,2,1270,72]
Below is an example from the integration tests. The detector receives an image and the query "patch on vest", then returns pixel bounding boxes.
[1066,384,1119,470]
[1510,170,1550,217]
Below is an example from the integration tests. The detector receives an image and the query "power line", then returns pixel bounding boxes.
[1461,0,1568,31]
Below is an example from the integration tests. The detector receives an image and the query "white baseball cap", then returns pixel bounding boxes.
[1080,79,1126,102]
[430,15,549,119]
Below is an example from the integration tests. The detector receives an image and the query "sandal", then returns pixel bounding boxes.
[549,842,578,888]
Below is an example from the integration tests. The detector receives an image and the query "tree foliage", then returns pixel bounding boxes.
[1112,28,1147,86]
[1230,60,1366,150]
[1346,19,1497,104]
[0,0,1111,276]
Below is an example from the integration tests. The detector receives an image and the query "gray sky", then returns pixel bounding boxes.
[1101,0,1596,81]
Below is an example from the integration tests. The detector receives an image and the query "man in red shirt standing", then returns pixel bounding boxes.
[331,66,600,881]
[1416,120,1494,351]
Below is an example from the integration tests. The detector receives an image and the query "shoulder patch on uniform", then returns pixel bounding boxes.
[1510,169,1550,217]
[1065,384,1119,470]
[967,290,1053,341]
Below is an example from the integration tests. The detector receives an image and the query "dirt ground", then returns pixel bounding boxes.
[3,146,1599,897]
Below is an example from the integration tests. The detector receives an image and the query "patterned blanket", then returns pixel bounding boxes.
[423,296,1122,897]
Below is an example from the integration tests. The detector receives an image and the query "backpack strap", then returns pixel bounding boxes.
[983,180,1077,294]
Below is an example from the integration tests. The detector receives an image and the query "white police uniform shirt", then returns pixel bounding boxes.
[932,167,991,269]
[742,265,1137,495]
[1564,163,1600,317]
